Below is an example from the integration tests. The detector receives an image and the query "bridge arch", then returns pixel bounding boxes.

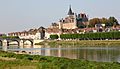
[23,39,33,47]
[7,39,20,46]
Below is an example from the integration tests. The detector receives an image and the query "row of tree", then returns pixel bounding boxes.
[89,17,119,27]
[0,36,19,39]
[50,32,120,40]
[50,35,59,40]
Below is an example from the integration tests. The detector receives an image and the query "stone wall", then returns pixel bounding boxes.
[62,22,77,29]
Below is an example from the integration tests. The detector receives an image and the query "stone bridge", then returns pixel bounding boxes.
[0,38,34,51]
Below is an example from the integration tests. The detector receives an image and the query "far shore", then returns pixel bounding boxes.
[35,40,120,46]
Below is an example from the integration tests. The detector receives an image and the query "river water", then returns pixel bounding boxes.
[1,45,120,63]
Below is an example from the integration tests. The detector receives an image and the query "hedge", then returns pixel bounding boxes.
[50,32,120,40]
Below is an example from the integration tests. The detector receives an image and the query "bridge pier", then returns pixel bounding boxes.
[19,40,24,49]
[31,42,34,48]
[58,45,61,57]
[2,40,7,51]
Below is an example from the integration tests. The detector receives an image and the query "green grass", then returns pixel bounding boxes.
[0,51,120,69]
[47,40,120,47]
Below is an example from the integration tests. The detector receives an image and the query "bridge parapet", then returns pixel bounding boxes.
[0,38,34,50]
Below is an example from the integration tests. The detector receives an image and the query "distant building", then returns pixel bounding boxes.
[45,5,89,39]
[45,28,60,39]
[95,23,105,32]
[59,5,88,29]
[49,23,59,29]
[8,27,45,39]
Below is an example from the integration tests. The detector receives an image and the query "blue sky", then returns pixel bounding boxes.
[0,0,120,33]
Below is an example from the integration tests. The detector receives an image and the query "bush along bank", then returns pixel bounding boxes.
[50,32,120,40]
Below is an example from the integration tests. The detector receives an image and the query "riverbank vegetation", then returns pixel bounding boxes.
[35,40,120,46]
[61,32,120,40]
[48,31,120,46]
[0,51,120,69]
[0,36,19,39]
[50,32,120,40]
[47,40,120,47]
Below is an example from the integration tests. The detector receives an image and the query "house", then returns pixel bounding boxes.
[8,27,45,39]
[95,23,105,32]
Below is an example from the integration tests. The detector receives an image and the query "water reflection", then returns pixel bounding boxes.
[4,45,120,62]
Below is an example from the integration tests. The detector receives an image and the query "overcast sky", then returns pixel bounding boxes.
[0,0,120,33]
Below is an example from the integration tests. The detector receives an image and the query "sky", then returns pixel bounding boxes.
[0,0,120,33]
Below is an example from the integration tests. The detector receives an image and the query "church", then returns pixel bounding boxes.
[45,6,89,39]
[49,5,89,29]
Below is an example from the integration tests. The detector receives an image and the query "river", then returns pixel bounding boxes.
[1,45,120,63]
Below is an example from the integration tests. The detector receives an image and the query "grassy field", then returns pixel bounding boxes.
[0,51,120,69]
[44,40,120,47]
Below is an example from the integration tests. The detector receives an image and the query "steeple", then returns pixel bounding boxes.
[68,5,74,15]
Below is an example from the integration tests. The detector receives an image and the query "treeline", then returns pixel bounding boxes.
[50,32,120,40]
[0,36,19,39]
[50,35,59,40]
[89,17,119,27]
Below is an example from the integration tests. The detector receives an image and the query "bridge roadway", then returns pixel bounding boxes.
[0,38,34,51]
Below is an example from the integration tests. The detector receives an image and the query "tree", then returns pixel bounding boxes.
[108,17,119,27]
[50,34,59,39]
[89,18,101,27]
[60,32,120,40]
[101,18,108,24]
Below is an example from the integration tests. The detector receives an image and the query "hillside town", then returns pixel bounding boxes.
[3,6,120,40]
